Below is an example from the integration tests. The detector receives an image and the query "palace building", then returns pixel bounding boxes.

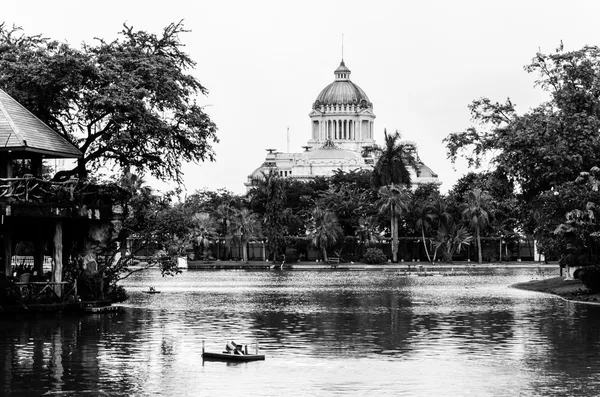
[246,60,439,189]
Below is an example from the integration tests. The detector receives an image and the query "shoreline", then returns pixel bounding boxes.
[182,259,558,271]
[511,276,600,305]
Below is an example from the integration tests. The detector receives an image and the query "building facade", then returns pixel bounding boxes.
[246,60,439,188]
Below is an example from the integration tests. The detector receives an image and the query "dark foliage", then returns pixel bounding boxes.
[0,21,218,183]
[579,265,600,293]
[363,247,388,264]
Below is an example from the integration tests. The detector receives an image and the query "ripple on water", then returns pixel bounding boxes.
[5,268,600,396]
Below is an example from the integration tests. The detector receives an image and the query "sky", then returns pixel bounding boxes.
[4,0,600,195]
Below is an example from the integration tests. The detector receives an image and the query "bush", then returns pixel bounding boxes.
[579,265,600,293]
[364,248,388,264]
[285,248,299,262]
[109,284,129,303]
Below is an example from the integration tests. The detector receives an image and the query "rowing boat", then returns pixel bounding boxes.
[202,340,265,361]
[202,351,265,361]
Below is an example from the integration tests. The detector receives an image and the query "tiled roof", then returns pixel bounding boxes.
[0,89,82,158]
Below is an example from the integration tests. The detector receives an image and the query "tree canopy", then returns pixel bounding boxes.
[0,21,218,183]
[366,129,417,189]
[444,44,600,200]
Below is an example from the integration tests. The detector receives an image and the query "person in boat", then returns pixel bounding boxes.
[225,341,246,355]
[149,286,155,292]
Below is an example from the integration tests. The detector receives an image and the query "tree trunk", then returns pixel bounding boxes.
[242,241,248,262]
[391,211,398,263]
[52,221,63,297]
[2,221,12,277]
[499,239,502,262]
[477,227,482,264]
[421,226,432,263]
[321,246,328,263]
[77,158,88,179]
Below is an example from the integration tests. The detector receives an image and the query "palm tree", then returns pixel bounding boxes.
[367,129,418,188]
[355,215,382,259]
[191,212,216,260]
[462,189,493,264]
[414,202,436,263]
[355,216,381,247]
[433,223,473,263]
[377,185,411,262]
[248,170,289,260]
[308,207,342,263]
[215,202,237,260]
[231,208,262,262]
[429,197,453,262]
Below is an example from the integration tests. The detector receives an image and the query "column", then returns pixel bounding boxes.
[2,221,12,277]
[52,221,63,297]
[33,226,45,275]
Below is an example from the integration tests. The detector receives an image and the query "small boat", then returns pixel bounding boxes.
[143,287,161,294]
[202,340,265,362]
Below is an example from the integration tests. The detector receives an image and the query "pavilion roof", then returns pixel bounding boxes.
[0,89,82,158]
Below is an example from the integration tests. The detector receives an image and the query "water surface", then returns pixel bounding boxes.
[2,268,600,396]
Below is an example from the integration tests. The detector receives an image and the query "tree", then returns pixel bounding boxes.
[190,212,216,260]
[377,185,411,262]
[317,183,376,237]
[0,21,218,183]
[433,223,473,263]
[413,201,436,263]
[408,184,441,263]
[247,170,290,260]
[553,166,600,268]
[462,189,493,264]
[366,129,418,188]
[355,216,382,247]
[215,202,238,260]
[308,207,343,263]
[444,45,600,200]
[231,208,262,262]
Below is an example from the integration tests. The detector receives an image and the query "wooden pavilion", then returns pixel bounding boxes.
[0,89,122,308]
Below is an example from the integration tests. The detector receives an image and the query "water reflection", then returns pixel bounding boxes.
[2,268,600,396]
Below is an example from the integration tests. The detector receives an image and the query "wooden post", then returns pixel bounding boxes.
[33,226,45,276]
[52,221,63,297]
[2,220,12,277]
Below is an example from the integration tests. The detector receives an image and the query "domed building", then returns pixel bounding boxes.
[246,60,439,188]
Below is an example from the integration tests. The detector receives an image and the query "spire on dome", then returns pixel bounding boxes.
[334,60,351,81]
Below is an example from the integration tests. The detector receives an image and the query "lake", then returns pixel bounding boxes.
[2,267,600,396]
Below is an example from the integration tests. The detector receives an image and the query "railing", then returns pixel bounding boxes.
[0,176,79,202]
[11,255,53,273]
[8,280,77,304]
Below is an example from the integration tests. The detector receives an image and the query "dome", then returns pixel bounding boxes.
[315,81,370,107]
[417,163,438,178]
[313,61,372,109]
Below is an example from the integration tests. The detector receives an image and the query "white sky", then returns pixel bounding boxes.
[4,0,600,195]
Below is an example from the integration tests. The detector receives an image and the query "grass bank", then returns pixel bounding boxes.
[511,277,600,304]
